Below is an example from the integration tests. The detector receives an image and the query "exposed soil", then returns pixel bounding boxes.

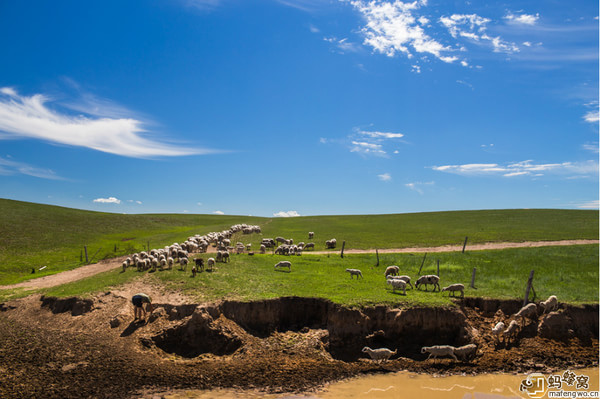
[2,239,597,291]
[0,285,597,399]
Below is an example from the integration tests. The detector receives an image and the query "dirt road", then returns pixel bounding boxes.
[2,239,597,291]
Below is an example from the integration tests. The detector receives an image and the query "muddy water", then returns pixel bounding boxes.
[155,368,599,399]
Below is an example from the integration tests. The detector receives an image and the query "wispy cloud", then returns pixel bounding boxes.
[405,181,434,194]
[185,0,222,11]
[504,12,540,26]
[275,0,323,12]
[213,210,225,215]
[273,210,301,217]
[432,160,598,178]
[378,173,392,181]
[0,156,66,180]
[324,37,363,53]
[351,141,387,156]
[582,143,599,153]
[0,87,215,158]
[93,197,121,204]
[583,109,599,123]
[576,200,599,209]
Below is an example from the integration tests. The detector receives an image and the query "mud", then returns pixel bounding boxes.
[0,293,597,398]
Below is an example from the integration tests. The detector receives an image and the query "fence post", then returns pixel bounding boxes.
[524,270,535,306]
[341,241,346,258]
[375,249,379,266]
[84,246,89,264]
[462,236,468,253]
[470,268,477,289]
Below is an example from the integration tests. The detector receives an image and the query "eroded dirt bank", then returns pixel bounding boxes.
[0,293,597,398]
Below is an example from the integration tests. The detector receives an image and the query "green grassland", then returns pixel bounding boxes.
[30,244,599,307]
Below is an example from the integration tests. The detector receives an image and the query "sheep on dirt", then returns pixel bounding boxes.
[415,275,440,292]
[441,283,464,298]
[503,320,520,343]
[514,303,537,327]
[361,346,397,362]
[387,275,413,289]
[384,265,400,277]
[274,261,291,272]
[492,321,505,343]
[345,268,363,279]
[387,278,407,295]
[453,344,477,361]
[540,295,558,314]
[421,345,458,361]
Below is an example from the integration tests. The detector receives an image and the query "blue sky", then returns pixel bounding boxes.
[0,0,598,216]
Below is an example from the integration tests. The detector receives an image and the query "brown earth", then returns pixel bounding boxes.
[2,239,597,291]
[0,283,597,399]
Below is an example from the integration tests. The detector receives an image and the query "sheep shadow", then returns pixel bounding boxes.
[274,269,292,273]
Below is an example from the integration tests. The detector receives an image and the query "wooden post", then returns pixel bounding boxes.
[524,270,535,306]
[418,253,427,275]
[84,246,89,264]
[375,249,379,266]
[470,268,477,289]
[340,241,346,258]
[462,236,468,253]
[436,260,440,276]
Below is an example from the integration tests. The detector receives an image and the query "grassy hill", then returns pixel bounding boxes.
[0,198,597,287]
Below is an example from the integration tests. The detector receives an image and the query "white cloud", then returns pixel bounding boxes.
[273,210,301,217]
[309,24,320,33]
[0,156,65,180]
[350,141,387,156]
[197,202,203,206]
[582,143,599,153]
[584,110,599,123]
[358,130,404,139]
[93,197,121,204]
[439,13,519,54]
[324,37,362,53]
[378,173,392,181]
[432,160,599,178]
[405,181,434,194]
[0,87,213,158]
[576,200,599,209]
[504,13,540,25]
[212,210,225,215]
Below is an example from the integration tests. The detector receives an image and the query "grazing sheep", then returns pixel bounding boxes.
[503,320,520,343]
[514,303,537,327]
[308,232,314,239]
[345,268,363,279]
[274,261,291,271]
[276,237,286,244]
[415,275,441,292]
[325,238,337,249]
[206,257,215,272]
[387,275,413,289]
[361,346,397,362]
[384,265,400,277]
[167,257,174,270]
[453,344,477,361]
[304,242,315,250]
[540,295,558,314]
[387,278,407,295]
[122,261,128,272]
[441,283,465,298]
[179,257,188,271]
[260,244,266,254]
[492,321,505,343]
[421,345,458,361]
[194,258,204,272]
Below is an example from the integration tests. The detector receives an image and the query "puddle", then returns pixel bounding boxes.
[149,368,599,399]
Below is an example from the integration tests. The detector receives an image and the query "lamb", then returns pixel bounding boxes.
[260,244,266,254]
[540,295,558,314]
[514,303,537,327]
[122,261,128,272]
[384,265,400,277]
[503,320,520,343]
[415,275,441,292]
[206,257,215,272]
[441,283,465,298]
[274,261,291,271]
[361,346,397,362]
[421,345,458,361]
[492,321,505,343]
[387,278,407,295]
[308,232,314,239]
[387,275,413,289]
[453,344,477,361]
[345,268,363,279]
[179,257,188,271]
[194,258,204,272]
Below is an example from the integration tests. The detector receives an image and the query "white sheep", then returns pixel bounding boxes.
[421,345,457,361]
[415,275,440,292]
[441,283,464,298]
[326,238,337,249]
[514,303,537,327]
[345,268,363,279]
[206,257,215,272]
[167,257,174,270]
[387,278,407,295]
[274,261,291,271]
[122,261,128,272]
[540,295,558,314]
[453,344,477,361]
[384,265,400,277]
[308,232,314,239]
[503,320,520,343]
[387,275,413,289]
[304,243,315,250]
[179,257,188,270]
[492,321,505,343]
[361,346,397,362]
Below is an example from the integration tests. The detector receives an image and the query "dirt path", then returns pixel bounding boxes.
[2,239,597,292]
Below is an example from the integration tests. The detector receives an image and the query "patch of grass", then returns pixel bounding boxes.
[22,245,598,307]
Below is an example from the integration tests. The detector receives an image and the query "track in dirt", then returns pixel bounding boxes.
[2,239,597,291]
